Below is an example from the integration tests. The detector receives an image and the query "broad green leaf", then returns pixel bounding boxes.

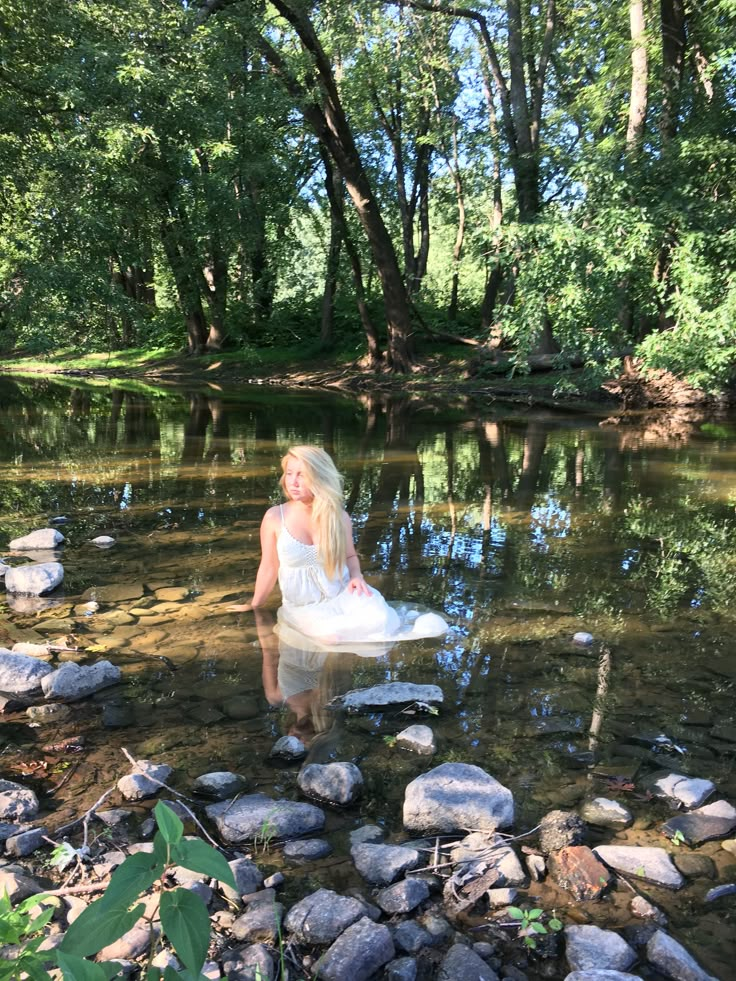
[98,851,162,911]
[531,921,548,934]
[549,917,563,931]
[171,838,236,887]
[159,888,210,975]
[507,907,524,920]
[56,950,120,980]
[528,908,543,920]
[155,801,184,845]
[153,831,170,868]
[59,902,145,958]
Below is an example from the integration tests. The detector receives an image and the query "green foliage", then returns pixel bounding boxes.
[508,906,563,950]
[0,802,236,980]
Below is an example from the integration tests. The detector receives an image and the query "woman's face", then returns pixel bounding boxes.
[283,457,314,504]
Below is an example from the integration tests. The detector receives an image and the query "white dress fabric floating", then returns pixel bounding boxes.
[275,507,447,652]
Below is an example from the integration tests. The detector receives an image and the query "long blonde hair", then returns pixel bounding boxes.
[280,446,347,579]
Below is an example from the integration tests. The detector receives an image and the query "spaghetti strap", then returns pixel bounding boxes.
[279,504,285,526]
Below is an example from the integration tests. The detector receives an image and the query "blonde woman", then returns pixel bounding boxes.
[228,445,446,646]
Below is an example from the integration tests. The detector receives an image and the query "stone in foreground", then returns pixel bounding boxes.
[9,530,64,551]
[437,944,499,980]
[333,682,443,712]
[646,929,717,981]
[593,845,684,890]
[117,761,173,801]
[396,724,436,755]
[297,761,363,806]
[0,780,39,822]
[316,917,394,981]
[580,797,633,829]
[192,771,248,800]
[284,888,365,943]
[42,660,121,701]
[549,846,612,901]
[663,800,736,846]
[403,762,513,833]
[565,925,636,973]
[5,562,64,596]
[0,651,54,695]
[206,793,325,844]
[351,843,421,886]
[647,771,715,809]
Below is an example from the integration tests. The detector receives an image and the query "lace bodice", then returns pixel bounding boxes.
[276,509,347,607]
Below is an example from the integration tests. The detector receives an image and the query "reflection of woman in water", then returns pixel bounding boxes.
[228,445,447,646]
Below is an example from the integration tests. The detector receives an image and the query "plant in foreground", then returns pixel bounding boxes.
[1,800,236,980]
[508,906,563,950]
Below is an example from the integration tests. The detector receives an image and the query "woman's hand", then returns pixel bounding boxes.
[347,576,371,597]
[226,601,253,612]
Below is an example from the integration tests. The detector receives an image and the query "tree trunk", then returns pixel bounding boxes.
[320,158,343,349]
[159,217,208,354]
[626,0,649,150]
[660,0,686,141]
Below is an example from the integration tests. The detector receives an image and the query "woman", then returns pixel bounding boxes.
[227,445,446,647]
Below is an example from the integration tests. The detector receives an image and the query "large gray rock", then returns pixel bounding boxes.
[117,761,173,801]
[41,660,121,701]
[219,858,264,904]
[539,809,586,854]
[221,944,275,981]
[351,843,421,886]
[375,878,430,914]
[297,762,363,806]
[9,530,64,551]
[646,929,717,981]
[0,651,54,694]
[396,724,436,755]
[284,888,365,943]
[580,798,633,829]
[192,771,248,800]
[403,763,514,833]
[0,779,39,821]
[647,771,715,809]
[206,793,325,844]
[438,944,499,980]
[663,800,736,846]
[334,683,443,712]
[232,902,284,944]
[565,925,636,973]
[593,845,684,890]
[316,917,394,981]
[282,839,332,862]
[5,562,64,596]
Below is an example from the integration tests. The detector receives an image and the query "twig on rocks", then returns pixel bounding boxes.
[54,786,116,838]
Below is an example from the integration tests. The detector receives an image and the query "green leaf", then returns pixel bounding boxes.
[59,902,145,958]
[548,917,563,932]
[507,907,525,920]
[524,936,537,949]
[171,838,236,888]
[56,951,120,980]
[527,908,543,920]
[155,802,184,845]
[531,921,548,934]
[159,888,210,975]
[98,851,162,911]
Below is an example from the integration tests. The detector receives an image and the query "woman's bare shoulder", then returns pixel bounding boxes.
[262,505,282,526]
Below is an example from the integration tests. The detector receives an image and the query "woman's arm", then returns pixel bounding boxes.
[343,512,371,596]
[227,508,280,611]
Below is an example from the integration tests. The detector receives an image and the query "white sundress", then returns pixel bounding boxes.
[275,505,447,651]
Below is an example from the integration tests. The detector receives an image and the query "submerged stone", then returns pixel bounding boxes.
[206,793,325,844]
[403,762,514,833]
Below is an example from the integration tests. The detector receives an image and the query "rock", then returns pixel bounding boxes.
[630,895,667,924]
[297,762,363,806]
[9,530,64,550]
[26,703,72,723]
[351,843,421,886]
[270,735,307,760]
[663,800,736,845]
[5,561,64,595]
[42,660,121,701]
[117,761,172,800]
[403,763,513,833]
[647,771,715,809]
[539,809,586,854]
[375,877,430,914]
[526,852,546,881]
[704,882,736,902]
[573,632,594,646]
[565,925,636,973]
[386,957,418,981]
[564,974,641,981]
[96,808,132,827]
[102,702,136,728]
[98,922,158,962]
[593,845,684,889]
[283,839,332,862]
[189,704,225,726]
[232,902,284,944]
[81,583,143,603]
[11,642,52,658]
[646,929,717,981]
[393,920,433,953]
[91,536,115,547]
[450,832,526,886]
[580,798,633,829]
[334,683,443,712]
[396,724,436,755]
[206,793,325,844]
[672,853,715,879]
[438,944,499,980]
[316,917,394,981]
[350,825,385,845]
[0,869,45,903]
[220,858,264,904]
[221,943,274,980]
[0,651,55,695]
[192,771,248,800]
[284,888,366,943]
[487,887,518,907]
[549,846,612,901]
[5,827,46,857]
[417,911,453,945]
[221,695,260,720]
[0,779,39,821]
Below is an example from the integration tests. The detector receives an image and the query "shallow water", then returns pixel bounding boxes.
[1,376,735,975]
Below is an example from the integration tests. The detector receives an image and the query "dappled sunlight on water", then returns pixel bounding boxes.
[2,377,736,974]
